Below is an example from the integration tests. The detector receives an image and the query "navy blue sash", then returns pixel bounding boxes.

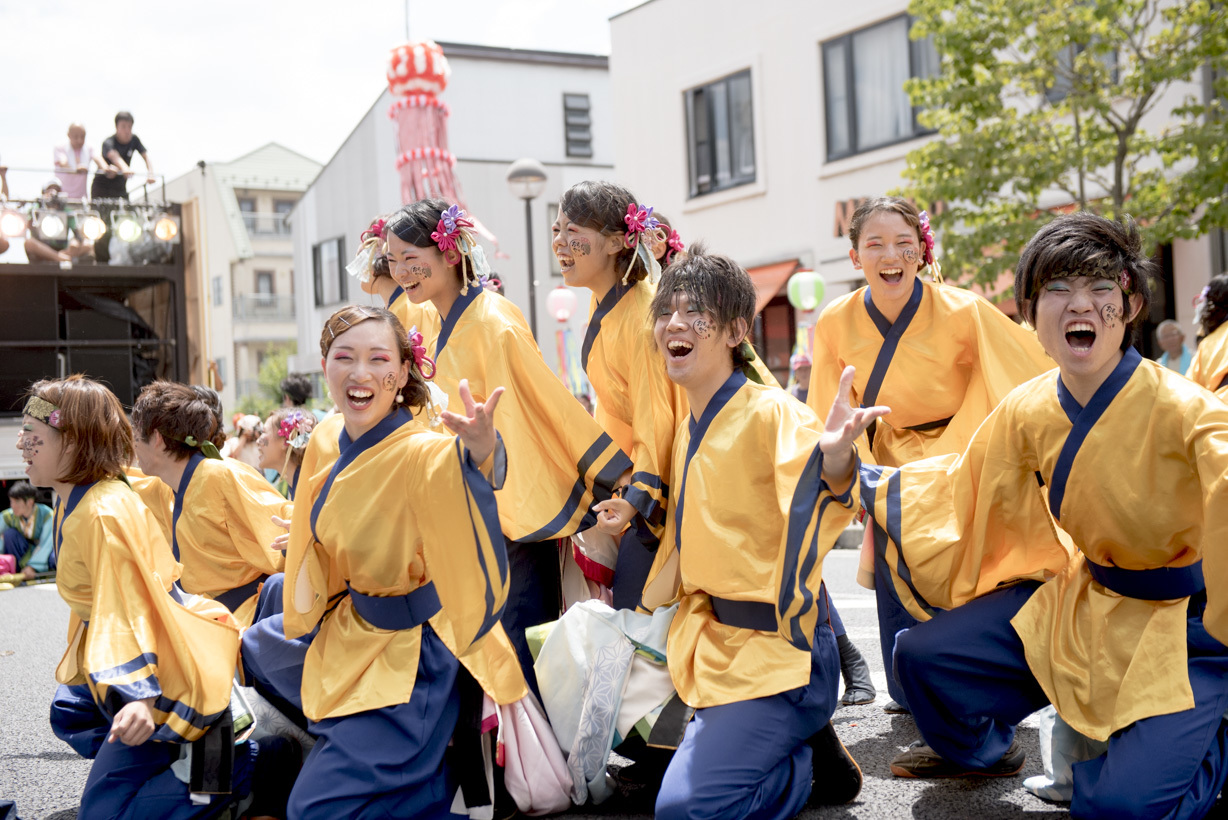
[581,281,633,371]
[214,574,269,613]
[673,371,747,553]
[711,597,776,631]
[1085,559,1204,600]
[434,286,482,362]
[171,453,206,562]
[346,580,441,630]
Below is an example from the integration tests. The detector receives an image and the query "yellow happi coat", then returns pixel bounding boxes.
[388,286,442,355]
[645,372,860,708]
[283,409,512,721]
[171,455,290,627]
[861,350,1228,740]
[124,465,175,544]
[54,479,240,742]
[582,280,685,547]
[307,413,526,705]
[431,286,630,541]
[1186,321,1228,400]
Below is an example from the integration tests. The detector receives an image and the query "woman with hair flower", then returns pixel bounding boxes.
[257,407,316,501]
[383,197,631,694]
[348,214,443,353]
[807,196,1054,712]
[1185,273,1228,400]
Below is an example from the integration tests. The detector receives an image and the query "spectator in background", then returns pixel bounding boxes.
[90,112,154,263]
[221,414,264,470]
[1154,319,1193,373]
[789,351,812,404]
[280,372,326,422]
[25,179,93,264]
[54,124,107,200]
[1,481,54,579]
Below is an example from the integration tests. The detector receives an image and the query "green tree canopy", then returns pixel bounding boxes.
[903,0,1228,285]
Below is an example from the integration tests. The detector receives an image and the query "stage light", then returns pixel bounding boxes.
[0,208,27,238]
[153,213,180,242]
[35,212,67,241]
[80,212,107,241]
[112,211,143,243]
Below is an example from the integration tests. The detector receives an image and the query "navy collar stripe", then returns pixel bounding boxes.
[310,408,413,544]
[673,371,748,553]
[434,286,483,361]
[171,453,206,562]
[1048,347,1142,520]
[581,281,633,372]
[387,285,405,310]
[861,278,924,409]
[54,482,96,566]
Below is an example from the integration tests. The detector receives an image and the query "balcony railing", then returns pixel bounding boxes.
[233,294,295,321]
[241,212,292,236]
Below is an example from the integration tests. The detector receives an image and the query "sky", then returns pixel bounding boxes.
[1,0,643,195]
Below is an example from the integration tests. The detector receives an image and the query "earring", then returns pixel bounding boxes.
[396,394,404,404]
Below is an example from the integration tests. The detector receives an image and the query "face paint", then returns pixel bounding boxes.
[570,237,591,257]
[382,372,397,391]
[901,246,920,264]
[1100,303,1121,329]
[409,264,432,280]
[20,434,44,460]
[693,318,712,340]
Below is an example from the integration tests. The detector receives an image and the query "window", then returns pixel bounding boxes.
[255,270,274,306]
[312,237,346,307]
[273,200,294,235]
[1045,43,1118,104]
[823,16,939,160]
[563,94,593,158]
[211,276,223,307]
[685,70,755,197]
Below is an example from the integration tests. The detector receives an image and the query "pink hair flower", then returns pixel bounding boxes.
[918,210,937,267]
[665,228,684,264]
[1119,269,1132,292]
[623,203,660,246]
[408,326,437,380]
[432,219,459,253]
[47,409,61,428]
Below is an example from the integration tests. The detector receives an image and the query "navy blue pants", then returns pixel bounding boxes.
[655,620,841,820]
[50,683,108,759]
[500,539,560,700]
[612,526,657,611]
[1,528,32,565]
[894,583,1228,820]
[873,526,919,708]
[241,574,315,727]
[287,624,462,820]
[77,730,256,819]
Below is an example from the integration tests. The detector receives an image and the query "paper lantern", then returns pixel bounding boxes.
[546,286,577,322]
[786,270,825,311]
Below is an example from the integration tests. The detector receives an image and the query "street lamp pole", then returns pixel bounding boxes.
[506,158,548,341]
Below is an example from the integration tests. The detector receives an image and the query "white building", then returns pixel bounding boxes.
[610,0,1226,382]
[161,143,322,412]
[289,41,613,385]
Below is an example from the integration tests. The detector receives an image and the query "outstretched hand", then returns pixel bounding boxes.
[820,366,889,486]
[442,379,504,466]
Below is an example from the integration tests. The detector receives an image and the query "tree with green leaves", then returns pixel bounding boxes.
[902,0,1228,285]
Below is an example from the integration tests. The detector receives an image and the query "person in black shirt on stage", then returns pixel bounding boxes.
[90,111,155,263]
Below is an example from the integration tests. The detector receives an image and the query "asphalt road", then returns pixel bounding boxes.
[0,550,1076,819]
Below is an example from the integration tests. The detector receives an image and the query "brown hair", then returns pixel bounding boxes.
[26,376,133,485]
[1197,273,1228,342]
[319,305,430,408]
[559,181,650,284]
[848,196,924,249]
[362,215,392,279]
[131,381,226,460]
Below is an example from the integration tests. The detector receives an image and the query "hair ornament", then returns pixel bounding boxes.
[738,340,765,385]
[917,210,944,283]
[346,218,390,284]
[180,434,223,460]
[621,202,662,285]
[665,228,684,265]
[24,396,61,428]
[430,205,489,294]
[277,410,314,451]
[1194,284,1212,326]
[407,325,437,380]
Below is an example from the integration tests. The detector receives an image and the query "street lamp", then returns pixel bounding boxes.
[506,158,548,339]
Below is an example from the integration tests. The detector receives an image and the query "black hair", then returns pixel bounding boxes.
[1015,212,1155,352]
[7,481,36,502]
[848,196,924,249]
[650,241,757,368]
[559,181,649,284]
[189,385,227,448]
[115,111,134,126]
[281,373,313,406]
[384,198,476,287]
[1196,273,1228,342]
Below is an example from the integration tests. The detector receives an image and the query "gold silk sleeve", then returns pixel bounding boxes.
[1188,399,1228,646]
[1186,322,1228,400]
[621,327,685,540]
[217,462,291,576]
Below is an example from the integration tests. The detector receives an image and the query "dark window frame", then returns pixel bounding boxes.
[822,14,938,161]
[563,93,593,159]
[312,236,347,308]
[684,69,757,198]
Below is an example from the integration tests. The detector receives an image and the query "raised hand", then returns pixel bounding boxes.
[820,366,889,485]
[593,497,635,536]
[442,379,504,466]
